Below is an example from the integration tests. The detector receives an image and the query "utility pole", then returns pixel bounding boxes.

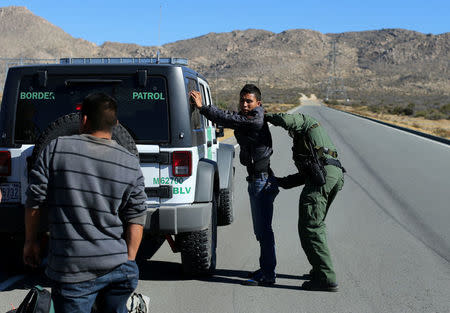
[324,41,349,102]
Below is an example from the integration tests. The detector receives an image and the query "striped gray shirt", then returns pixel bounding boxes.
[26,134,147,283]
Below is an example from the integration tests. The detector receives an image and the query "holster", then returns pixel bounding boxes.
[303,157,327,186]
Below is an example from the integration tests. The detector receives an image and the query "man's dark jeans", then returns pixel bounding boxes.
[51,260,139,313]
[247,174,279,280]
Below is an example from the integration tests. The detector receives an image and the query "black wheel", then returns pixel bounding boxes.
[176,193,218,276]
[218,168,234,226]
[217,188,234,226]
[31,112,138,168]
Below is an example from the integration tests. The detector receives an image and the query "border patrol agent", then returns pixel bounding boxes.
[265,112,345,292]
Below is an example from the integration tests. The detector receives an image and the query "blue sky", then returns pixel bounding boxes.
[2,0,449,46]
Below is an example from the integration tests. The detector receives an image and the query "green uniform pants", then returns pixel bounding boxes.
[298,164,344,284]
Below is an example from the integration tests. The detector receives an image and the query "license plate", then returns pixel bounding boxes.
[0,182,21,203]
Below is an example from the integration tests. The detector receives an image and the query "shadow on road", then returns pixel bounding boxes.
[2,261,311,292]
[138,260,187,281]
[197,268,307,291]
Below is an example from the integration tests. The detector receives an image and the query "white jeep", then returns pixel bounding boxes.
[0,57,235,275]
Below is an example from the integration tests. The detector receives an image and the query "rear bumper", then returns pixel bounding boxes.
[144,202,212,234]
[1,202,212,235]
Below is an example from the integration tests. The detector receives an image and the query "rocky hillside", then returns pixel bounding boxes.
[1,6,449,107]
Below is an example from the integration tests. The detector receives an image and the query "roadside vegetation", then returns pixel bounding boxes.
[325,100,450,139]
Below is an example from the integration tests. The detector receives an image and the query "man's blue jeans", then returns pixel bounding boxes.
[247,174,279,280]
[51,260,139,313]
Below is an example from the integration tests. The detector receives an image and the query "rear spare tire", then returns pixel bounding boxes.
[31,112,138,167]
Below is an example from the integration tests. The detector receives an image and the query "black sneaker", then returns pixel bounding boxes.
[301,280,339,292]
[247,268,262,278]
[242,271,275,286]
[301,269,320,280]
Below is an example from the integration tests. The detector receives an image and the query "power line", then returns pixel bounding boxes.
[324,41,349,102]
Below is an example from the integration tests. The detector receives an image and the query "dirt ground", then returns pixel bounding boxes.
[330,104,450,139]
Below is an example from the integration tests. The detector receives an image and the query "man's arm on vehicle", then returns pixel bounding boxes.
[125,223,143,260]
[190,90,263,130]
[265,113,305,132]
[200,105,264,130]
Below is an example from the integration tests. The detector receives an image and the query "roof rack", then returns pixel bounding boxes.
[59,57,188,66]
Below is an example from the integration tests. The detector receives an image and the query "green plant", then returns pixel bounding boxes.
[387,103,415,116]
[440,103,450,115]
[326,99,339,106]
[427,110,446,120]
[404,103,415,116]
[215,100,230,110]
[414,110,427,118]
[433,127,450,138]
[368,106,382,113]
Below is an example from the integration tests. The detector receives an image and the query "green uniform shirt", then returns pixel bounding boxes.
[265,113,338,171]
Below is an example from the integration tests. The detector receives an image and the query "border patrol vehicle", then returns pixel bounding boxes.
[0,57,235,275]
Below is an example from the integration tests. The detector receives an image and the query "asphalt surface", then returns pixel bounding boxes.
[1,103,449,312]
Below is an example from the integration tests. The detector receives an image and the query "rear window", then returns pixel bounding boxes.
[14,74,169,144]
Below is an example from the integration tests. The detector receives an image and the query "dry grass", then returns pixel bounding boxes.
[221,128,235,141]
[264,103,298,113]
[331,104,450,139]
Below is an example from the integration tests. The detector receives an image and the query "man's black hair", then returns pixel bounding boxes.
[240,84,261,101]
[81,93,118,132]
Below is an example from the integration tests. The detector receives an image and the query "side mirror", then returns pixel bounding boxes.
[215,125,224,138]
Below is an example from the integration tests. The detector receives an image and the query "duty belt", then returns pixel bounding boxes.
[316,146,338,158]
[322,158,346,173]
[246,172,270,182]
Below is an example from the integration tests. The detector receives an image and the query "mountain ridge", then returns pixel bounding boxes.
[1,6,449,107]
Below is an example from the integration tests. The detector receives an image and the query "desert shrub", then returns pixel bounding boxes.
[426,109,446,120]
[215,100,229,110]
[404,103,415,116]
[324,99,339,105]
[440,103,450,116]
[368,106,382,113]
[414,110,427,118]
[387,106,402,115]
[433,127,450,138]
[387,103,415,116]
[285,96,301,105]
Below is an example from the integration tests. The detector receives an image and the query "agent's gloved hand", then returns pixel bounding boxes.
[275,176,289,189]
[275,173,305,189]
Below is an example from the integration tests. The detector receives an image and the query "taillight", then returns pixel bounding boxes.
[0,151,11,176]
[172,151,191,177]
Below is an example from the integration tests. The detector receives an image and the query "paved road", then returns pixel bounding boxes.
[1,103,449,312]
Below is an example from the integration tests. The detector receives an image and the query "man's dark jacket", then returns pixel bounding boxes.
[199,105,272,174]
